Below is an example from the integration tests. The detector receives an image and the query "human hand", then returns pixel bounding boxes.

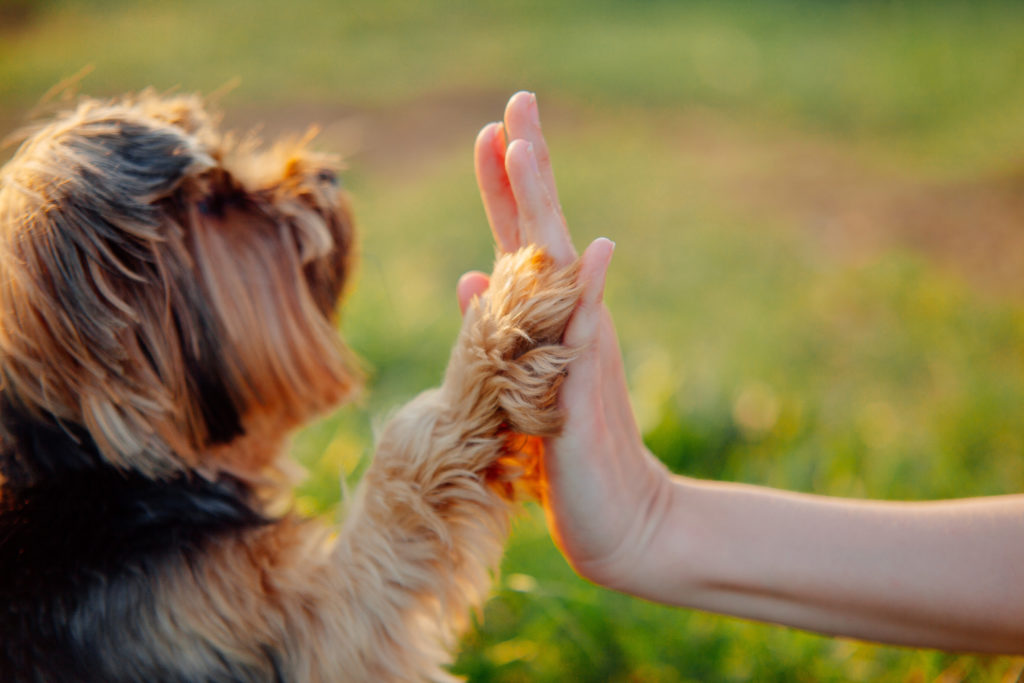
[459,92,672,592]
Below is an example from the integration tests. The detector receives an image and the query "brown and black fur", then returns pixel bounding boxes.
[0,92,580,681]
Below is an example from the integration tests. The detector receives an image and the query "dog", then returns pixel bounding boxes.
[0,92,581,681]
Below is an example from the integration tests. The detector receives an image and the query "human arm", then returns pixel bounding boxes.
[640,478,1024,653]
[463,91,1024,654]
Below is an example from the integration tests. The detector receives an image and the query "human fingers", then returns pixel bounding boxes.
[504,92,576,263]
[456,270,490,316]
[504,91,561,213]
[474,122,519,253]
[505,140,576,265]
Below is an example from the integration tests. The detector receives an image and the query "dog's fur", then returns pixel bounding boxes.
[0,92,581,681]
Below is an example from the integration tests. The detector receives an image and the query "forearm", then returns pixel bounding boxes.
[625,476,1024,653]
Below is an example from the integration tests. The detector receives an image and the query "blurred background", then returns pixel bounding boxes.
[4,0,1024,679]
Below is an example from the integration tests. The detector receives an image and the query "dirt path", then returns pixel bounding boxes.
[672,111,1024,299]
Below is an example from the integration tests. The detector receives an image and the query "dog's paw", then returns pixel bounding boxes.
[445,245,581,437]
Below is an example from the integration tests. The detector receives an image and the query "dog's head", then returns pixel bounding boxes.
[0,92,357,486]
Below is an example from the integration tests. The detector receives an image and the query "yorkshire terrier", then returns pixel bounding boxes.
[0,92,580,681]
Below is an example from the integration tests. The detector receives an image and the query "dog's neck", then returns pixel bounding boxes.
[0,438,269,611]
[0,389,298,512]
[0,393,105,491]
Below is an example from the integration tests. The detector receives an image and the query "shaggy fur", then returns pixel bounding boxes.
[0,92,581,681]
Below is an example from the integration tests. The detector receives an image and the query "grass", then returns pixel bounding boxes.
[322,130,1024,681]
[4,0,1024,679]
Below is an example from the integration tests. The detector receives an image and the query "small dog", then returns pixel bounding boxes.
[0,92,580,681]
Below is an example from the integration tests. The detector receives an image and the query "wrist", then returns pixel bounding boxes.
[600,474,704,603]
[579,455,682,597]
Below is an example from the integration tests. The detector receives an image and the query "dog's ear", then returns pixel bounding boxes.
[0,96,220,477]
[183,152,357,444]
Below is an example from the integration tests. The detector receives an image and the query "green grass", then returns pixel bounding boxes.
[316,130,1024,681]
[4,0,1024,679]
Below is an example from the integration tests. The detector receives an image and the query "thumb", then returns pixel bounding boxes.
[456,271,490,316]
[564,238,615,350]
[558,238,614,411]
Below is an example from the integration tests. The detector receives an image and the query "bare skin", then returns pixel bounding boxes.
[458,91,1024,654]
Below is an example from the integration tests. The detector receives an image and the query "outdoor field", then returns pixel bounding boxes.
[3,0,1024,679]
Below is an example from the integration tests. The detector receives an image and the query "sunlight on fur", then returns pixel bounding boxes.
[0,91,580,681]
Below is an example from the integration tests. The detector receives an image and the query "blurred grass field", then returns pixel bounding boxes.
[4,0,1024,680]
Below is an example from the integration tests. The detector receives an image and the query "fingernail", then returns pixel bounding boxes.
[529,93,541,127]
[603,240,615,272]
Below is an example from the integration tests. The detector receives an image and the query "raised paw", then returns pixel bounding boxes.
[442,245,581,438]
